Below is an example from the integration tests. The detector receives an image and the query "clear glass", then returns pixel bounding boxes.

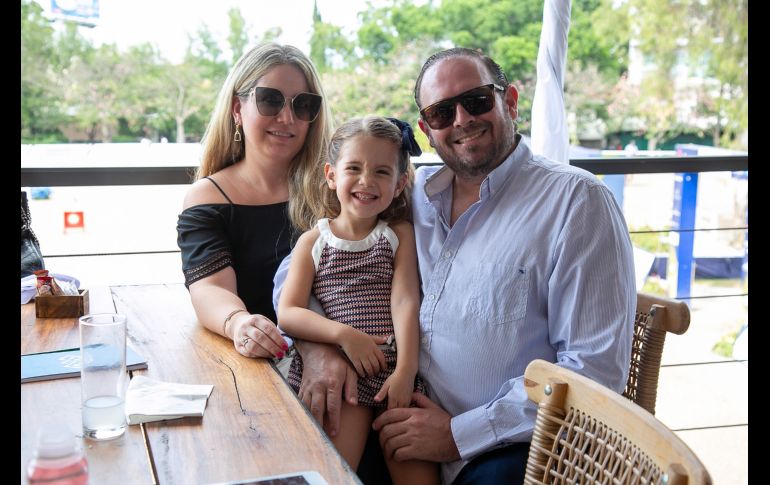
[79,313,128,441]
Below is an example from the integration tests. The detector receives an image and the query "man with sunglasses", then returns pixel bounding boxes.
[366,48,636,484]
[274,47,635,484]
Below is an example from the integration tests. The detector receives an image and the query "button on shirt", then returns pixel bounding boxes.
[413,136,635,484]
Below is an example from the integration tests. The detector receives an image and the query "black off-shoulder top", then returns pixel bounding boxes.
[176,178,295,322]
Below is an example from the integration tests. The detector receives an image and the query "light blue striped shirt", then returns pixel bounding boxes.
[415,136,635,483]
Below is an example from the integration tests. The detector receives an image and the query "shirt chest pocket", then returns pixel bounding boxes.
[467,264,529,325]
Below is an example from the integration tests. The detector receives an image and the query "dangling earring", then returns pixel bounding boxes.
[233,123,242,143]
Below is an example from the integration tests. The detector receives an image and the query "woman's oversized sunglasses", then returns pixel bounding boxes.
[419,83,505,130]
[247,86,323,123]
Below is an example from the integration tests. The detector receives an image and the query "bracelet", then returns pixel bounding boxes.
[223,309,247,338]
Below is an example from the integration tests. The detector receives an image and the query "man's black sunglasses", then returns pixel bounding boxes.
[247,86,323,122]
[419,83,505,130]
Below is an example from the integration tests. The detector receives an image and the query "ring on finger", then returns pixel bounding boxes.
[241,336,250,346]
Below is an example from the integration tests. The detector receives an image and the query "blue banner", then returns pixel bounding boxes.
[50,0,99,25]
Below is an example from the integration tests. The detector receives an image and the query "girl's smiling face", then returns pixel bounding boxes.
[325,135,407,223]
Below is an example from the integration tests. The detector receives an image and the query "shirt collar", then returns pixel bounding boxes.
[423,133,529,201]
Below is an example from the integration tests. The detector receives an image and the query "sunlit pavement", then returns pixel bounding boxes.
[657,288,748,485]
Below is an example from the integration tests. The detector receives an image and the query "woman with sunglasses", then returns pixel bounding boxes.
[177,43,333,359]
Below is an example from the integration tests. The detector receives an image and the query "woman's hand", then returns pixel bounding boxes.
[231,312,288,358]
[374,369,414,409]
[338,327,388,377]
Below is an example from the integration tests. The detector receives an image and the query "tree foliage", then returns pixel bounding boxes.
[227,7,250,65]
[20,0,746,150]
[21,0,62,141]
[20,0,230,143]
[310,0,353,72]
[344,0,633,145]
[628,0,747,149]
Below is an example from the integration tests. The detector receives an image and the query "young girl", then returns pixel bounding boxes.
[277,116,438,484]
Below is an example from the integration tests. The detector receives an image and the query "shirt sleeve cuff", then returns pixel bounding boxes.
[451,405,498,460]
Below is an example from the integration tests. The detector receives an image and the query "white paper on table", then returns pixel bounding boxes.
[125,375,214,425]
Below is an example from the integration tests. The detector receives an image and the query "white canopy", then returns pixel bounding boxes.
[531,0,571,164]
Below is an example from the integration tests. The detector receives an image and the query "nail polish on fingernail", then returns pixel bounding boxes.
[281,343,289,351]
[276,351,284,359]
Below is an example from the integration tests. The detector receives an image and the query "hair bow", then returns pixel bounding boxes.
[387,117,422,157]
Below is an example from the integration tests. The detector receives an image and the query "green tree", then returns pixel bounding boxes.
[561,0,632,144]
[260,27,283,44]
[321,39,437,150]
[27,0,738,152]
[605,73,638,137]
[227,7,250,65]
[564,63,614,144]
[350,0,628,127]
[310,1,353,72]
[53,19,93,69]
[21,0,65,142]
[626,0,690,149]
[439,0,542,53]
[569,0,629,76]
[490,30,539,80]
[186,24,225,75]
[355,0,442,61]
[628,0,747,149]
[169,63,217,142]
[357,7,398,64]
[168,26,228,142]
[119,44,174,140]
[390,1,442,43]
[691,0,747,148]
[59,42,144,142]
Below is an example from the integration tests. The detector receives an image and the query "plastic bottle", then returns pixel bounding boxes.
[26,422,89,485]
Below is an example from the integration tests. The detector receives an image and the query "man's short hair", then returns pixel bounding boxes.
[414,48,509,109]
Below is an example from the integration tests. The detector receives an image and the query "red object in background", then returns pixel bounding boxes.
[63,211,85,230]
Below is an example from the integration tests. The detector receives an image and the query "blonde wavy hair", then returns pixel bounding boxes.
[196,42,333,232]
[318,116,414,225]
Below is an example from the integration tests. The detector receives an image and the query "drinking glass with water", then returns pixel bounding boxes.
[79,313,128,440]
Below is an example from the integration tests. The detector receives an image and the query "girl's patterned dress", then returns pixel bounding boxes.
[287,218,424,407]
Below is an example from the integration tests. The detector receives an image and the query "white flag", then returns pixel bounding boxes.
[531,0,571,164]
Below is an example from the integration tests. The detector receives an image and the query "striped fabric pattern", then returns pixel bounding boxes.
[288,223,424,407]
[314,236,394,335]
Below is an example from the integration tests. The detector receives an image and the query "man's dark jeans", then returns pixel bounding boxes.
[357,431,530,485]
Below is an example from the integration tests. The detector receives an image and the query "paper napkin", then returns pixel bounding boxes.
[125,375,214,425]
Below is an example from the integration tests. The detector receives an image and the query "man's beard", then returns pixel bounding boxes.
[432,117,517,179]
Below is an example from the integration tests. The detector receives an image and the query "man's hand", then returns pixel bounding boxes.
[295,340,358,437]
[372,392,461,462]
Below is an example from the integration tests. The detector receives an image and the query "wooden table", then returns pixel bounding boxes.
[21,284,361,485]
